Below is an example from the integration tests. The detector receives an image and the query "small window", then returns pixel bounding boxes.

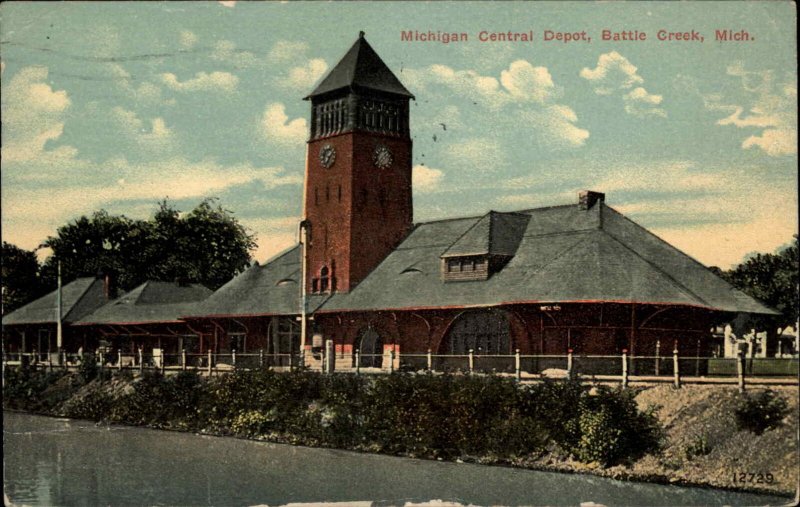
[401,267,423,275]
[447,258,461,272]
[312,278,319,292]
[320,266,329,292]
[276,278,297,286]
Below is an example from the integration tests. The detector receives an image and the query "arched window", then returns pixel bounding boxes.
[442,310,511,355]
[356,327,383,368]
[320,265,329,292]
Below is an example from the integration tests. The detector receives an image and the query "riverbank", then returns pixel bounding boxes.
[3,368,797,498]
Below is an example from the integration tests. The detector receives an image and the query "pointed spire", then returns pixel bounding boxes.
[304,32,414,100]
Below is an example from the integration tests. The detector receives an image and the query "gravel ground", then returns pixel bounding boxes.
[536,384,799,496]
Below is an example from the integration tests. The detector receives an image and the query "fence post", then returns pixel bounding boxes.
[655,340,661,376]
[232,349,237,369]
[355,349,360,375]
[160,352,165,374]
[259,349,264,368]
[427,348,432,371]
[99,352,104,374]
[737,349,745,393]
[621,349,628,389]
[673,348,681,388]
[207,350,212,376]
[139,347,144,374]
[61,350,67,370]
[181,349,187,371]
[389,348,395,374]
[515,349,521,382]
[48,354,53,372]
[116,351,121,371]
[567,349,573,380]
[468,349,474,374]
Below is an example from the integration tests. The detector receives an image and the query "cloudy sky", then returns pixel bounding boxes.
[1,1,796,269]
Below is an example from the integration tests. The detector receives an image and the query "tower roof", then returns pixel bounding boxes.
[304,32,414,100]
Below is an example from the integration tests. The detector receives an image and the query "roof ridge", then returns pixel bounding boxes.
[601,230,711,307]
[439,212,487,257]
[61,277,103,322]
[603,206,768,303]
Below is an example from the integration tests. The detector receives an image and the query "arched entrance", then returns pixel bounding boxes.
[357,327,383,368]
[442,309,512,355]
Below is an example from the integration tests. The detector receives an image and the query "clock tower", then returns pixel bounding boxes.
[303,32,414,294]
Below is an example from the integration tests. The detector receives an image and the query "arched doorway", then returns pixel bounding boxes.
[357,327,383,368]
[442,309,512,355]
[440,310,513,372]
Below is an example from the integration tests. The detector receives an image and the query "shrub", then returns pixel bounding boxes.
[684,433,711,460]
[566,387,663,466]
[734,390,789,435]
[78,354,99,384]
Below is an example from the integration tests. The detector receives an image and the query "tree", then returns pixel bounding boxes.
[39,199,257,293]
[145,199,257,290]
[723,236,799,328]
[1,242,44,315]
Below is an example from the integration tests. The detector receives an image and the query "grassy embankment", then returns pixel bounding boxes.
[3,364,797,496]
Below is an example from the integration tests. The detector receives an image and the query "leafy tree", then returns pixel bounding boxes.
[145,199,257,290]
[1,242,44,315]
[723,236,799,328]
[39,199,256,293]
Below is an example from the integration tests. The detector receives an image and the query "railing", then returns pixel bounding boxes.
[3,349,798,389]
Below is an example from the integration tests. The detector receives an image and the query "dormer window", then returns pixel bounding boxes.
[442,255,488,281]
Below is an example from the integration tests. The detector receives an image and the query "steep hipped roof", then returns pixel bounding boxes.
[317,203,777,315]
[441,211,530,258]
[185,246,329,318]
[75,281,212,325]
[305,32,414,100]
[2,277,106,326]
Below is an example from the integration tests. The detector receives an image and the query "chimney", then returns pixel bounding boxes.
[578,190,605,210]
[98,270,116,300]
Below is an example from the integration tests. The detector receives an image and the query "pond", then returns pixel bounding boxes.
[3,412,789,506]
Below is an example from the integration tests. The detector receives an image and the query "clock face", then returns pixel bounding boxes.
[373,144,393,169]
[319,144,336,168]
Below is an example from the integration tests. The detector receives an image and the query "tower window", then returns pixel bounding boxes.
[338,185,342,202]
[326,185,330,202]
[320,266,330,292]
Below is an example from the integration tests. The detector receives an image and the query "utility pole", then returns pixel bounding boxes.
[299,220,311,367]
[56,261,63,352]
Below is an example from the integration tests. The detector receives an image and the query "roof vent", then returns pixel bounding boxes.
[578,190,605,210]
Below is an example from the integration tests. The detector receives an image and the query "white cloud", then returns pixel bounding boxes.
[160,71,239,92]
[1,66,71,163]
[707,65,797,157]
[623,87,666,117]
[595,159,797,267]
[110,107,174,150]
[267,40,310,63]
[210,40,259,68]
[580,51,644,94]
[444,138,505,168]
[180,30,198,49]
[406,61,588,148]
[742,128,798,157]
[276,59,328,90]
[2,156,302,254]
[260,103,307,146]
[581,52,665,117]
[413,165,444,193]
[500,60,558,103]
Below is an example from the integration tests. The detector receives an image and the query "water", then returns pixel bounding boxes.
[3,412,790,507]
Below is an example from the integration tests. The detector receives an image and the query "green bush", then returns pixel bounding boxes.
[734,390,789,435]
[566,387,663,466]
[2,367,665,467]
[78,354,99,383]
[684,433,711,460]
